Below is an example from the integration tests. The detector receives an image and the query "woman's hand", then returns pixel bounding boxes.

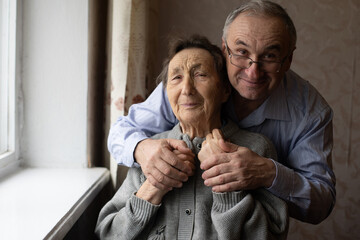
[135,138,195,191]
[136,180,169,205]
[198,129,225,163]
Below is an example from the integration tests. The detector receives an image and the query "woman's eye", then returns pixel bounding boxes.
[194,72,207,78]
[168,75,182,84]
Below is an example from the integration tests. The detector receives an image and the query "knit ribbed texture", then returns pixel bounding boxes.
[95,119,288,239]
[129,194,160,225]
[212,191,248,212]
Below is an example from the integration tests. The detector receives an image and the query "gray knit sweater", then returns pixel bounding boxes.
[95,120,288,239]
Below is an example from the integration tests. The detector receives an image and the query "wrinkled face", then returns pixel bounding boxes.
[223,14,293,103]
[166,48,229,125]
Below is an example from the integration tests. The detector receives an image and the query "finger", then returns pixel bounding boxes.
[212,129,224,142]
[173,150,196,164]
[154,152,189,182]
[146,174,174,191]
[151,164,187,188]
[212,181,243,193]
[201,163,231,180]
[218,139,239,153]
[184,160,196,174]
[205,132,214,142]
[161,147,194,176]
[176,155,196,171]
[201,140,207,147]
[200,152,230,170]
[175,153,195,162]
[167,139,195,157]
[203,172,239,188]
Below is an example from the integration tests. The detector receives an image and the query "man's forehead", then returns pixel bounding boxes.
[227,14,290,49]
[229,14,287,36]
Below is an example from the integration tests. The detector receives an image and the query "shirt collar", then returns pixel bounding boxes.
[227,74,291,128]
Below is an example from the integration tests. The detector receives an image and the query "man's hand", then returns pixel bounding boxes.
[134,138,195,190]
[199,131,276,192]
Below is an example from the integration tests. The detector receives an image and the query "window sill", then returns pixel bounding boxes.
[0,166,110,239]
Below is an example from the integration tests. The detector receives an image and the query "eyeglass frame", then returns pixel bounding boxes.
[224,41,289,73]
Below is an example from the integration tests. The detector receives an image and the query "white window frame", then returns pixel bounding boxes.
[0,0,18,168]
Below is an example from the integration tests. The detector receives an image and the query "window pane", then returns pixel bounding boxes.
[0,0,9,154]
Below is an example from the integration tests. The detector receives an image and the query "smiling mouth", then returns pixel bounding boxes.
[238,76,269,86]
[180,103,199,108]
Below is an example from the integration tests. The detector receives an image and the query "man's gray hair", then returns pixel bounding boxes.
[222,0,297,49]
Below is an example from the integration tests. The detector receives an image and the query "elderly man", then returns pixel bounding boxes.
[108,0,335,224]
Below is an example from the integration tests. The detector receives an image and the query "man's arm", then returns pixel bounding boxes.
[200,108,336,224]
[108,83,195,189]
[266,108,335,224]
[108,83,177,167]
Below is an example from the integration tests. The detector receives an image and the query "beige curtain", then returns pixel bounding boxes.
[107,0,158,188]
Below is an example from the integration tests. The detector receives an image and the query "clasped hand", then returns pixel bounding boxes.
[134,130,275,192]
[198,129,275,192]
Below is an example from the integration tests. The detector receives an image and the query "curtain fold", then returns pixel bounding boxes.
[107,0,158,188]
[87,0,158,188]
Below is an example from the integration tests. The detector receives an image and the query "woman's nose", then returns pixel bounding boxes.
[181,76,196,95]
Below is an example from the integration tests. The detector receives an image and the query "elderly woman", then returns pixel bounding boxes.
[95,35,288,240]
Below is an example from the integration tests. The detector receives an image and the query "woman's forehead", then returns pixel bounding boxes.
[168,48,214,72]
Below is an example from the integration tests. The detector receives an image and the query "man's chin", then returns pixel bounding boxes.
[234,86,266,101]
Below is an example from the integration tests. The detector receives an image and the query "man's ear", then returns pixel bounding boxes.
[283,46,296,71]
[221,38,227,57]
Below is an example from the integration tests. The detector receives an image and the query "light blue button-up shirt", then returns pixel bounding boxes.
[108,69,336,224]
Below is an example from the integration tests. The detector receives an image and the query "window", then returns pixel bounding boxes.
[0,0,17,167]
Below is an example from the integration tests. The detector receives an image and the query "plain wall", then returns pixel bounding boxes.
[21,0,89,168]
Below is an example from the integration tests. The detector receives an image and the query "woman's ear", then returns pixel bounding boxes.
[221,82,231,103]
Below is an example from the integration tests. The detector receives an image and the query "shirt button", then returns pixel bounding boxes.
[185,209,191,215]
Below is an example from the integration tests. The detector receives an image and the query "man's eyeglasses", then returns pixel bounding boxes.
[225,41,287,73]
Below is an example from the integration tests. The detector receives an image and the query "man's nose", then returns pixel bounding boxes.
[245,61,262,80]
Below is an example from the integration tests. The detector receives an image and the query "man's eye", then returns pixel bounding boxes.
[236,49,248,56]
[263,53,279,61]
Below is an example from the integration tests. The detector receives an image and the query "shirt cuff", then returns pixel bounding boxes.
[266,159,293,200]
[122,133,148,167]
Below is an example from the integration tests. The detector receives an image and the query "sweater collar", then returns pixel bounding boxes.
[169,119,238,153]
